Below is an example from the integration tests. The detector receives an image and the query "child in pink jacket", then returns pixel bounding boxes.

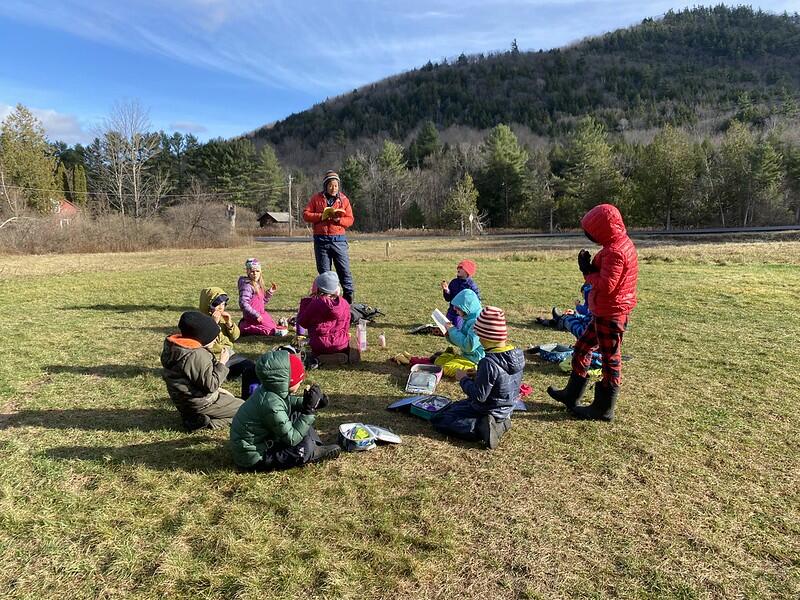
[296,271,351,358]
[238,257,278,336]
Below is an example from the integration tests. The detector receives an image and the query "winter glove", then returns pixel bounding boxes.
[302,383,324,414]
[578,249,594,275]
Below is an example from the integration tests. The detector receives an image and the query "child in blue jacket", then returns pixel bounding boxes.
[434,288,485,377]
[432,306,525,449]
[537,282,593,339]
[440,259,481,329]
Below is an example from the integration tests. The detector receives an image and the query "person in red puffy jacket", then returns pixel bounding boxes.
[547,203,638,421]
[303,171,356,304]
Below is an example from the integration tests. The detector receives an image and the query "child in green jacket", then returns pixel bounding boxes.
[229,351,340,471]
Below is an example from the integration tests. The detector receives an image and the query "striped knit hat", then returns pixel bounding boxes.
[322,170,340,190]
[474,306,508,342]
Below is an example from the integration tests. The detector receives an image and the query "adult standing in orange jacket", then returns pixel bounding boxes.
[302,170,356,303]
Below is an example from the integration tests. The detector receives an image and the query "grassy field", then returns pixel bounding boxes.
[1,237,798,599]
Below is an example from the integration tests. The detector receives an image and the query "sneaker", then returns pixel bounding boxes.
[551,307,563,320]
[304,356,320,370]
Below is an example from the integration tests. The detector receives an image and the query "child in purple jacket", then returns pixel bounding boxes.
[440,259,481,329]
[296,271,352,360]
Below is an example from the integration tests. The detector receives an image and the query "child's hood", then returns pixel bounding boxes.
[451,289,482,317]
[581,204,627,245]
[486,347,526,376]
[255,350,290,395]
[199,286,227,314]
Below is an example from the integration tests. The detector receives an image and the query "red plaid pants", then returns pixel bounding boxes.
[571,315,628,388]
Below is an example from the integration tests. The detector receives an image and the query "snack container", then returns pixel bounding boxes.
[410,395,452,420]
[338,423,402,451]
[338,423,377,452]
[404,364,443,394]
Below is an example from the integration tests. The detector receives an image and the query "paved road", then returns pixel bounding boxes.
[255,224,800,244]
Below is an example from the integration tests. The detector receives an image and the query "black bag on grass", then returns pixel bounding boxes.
[350,302,384,323]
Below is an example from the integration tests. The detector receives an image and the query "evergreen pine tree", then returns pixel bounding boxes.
[475,124,529,227]
[0,104,58,213]
[72,164,88,206]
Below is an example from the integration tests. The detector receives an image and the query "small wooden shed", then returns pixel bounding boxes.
[257,211,294,229]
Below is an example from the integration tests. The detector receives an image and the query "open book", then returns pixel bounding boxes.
[431,308,451,334]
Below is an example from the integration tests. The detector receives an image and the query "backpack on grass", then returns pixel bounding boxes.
[350,302,384,323]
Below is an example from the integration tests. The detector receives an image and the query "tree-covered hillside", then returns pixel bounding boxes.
[250,5,800,149]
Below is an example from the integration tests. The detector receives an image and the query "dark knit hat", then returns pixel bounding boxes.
[458,259,477,277]
[288,352,305,388]
[314,271,340,295]
[322,170,340,190]
[178,311,220,346]
[474,306,508,342]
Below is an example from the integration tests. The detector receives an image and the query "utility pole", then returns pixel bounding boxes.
[288,174,293,237]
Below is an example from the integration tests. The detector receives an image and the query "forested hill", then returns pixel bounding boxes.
[249,5,800,149]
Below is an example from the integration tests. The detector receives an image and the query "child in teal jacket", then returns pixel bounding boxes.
[434,288,485,377]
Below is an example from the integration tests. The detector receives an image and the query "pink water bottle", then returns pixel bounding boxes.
[357,319,368,351]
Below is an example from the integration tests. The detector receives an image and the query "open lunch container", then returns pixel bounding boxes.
[409,395,452,420]
[404,364,443,394]
[338,423,402,452]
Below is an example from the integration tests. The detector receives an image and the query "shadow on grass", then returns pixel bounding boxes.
[64,303,194,313]
[44,436,231,473]
[1,408,180,432]
[44,364,162,379]
[516,400,575,422]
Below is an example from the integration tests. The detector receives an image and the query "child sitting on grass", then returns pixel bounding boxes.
[432,306,524,449]
[161,311,244,431]
[229,350,339,471]
[238,257,278,336]
[199,286,258,399]
[547,203,638,421]
[434,288,485,377]
[440,259,480,329]
[536,282,593,340]
[296,271,353,365]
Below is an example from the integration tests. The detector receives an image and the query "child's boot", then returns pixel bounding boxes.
[477,415,511,450]
[571,382,617,422]
[310,443,341,463]
[547,373,589,408]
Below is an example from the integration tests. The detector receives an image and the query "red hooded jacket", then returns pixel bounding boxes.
[303,191,355,236]
[581,204,638,317]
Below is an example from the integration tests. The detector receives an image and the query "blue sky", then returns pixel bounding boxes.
[0,1,797,144]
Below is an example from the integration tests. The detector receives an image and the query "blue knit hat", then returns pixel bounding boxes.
[314,271,340,294]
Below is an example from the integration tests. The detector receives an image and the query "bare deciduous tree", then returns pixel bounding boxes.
[95,100,167,218]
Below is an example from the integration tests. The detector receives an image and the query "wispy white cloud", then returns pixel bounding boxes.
[169,120,209,133]
[0,103,89,143]
[1,0,797,97]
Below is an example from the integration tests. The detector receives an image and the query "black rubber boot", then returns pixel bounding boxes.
[309,444,341,464]
[343,291,354,304]
[547,373,589,409]
[571,382,618,422]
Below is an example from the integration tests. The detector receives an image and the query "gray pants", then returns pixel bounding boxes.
[196,391,244,430]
